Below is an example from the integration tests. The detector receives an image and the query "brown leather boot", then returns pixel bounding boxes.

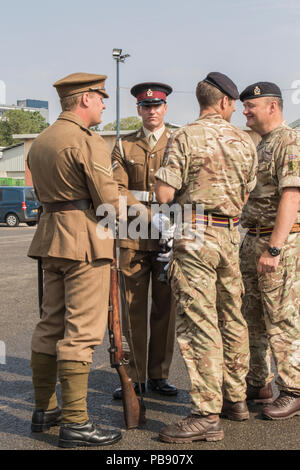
[246,383,274,403]
[262,392,300,420]
[159,414,224,443]
[221,399,249,421]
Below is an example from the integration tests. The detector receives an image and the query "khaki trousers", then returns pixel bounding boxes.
[119,248,175,382]
[31,257,111,363]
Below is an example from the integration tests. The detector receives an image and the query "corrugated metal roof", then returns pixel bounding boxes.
[0,143,25,172]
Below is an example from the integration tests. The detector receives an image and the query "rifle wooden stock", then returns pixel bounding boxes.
[108,243,146,429]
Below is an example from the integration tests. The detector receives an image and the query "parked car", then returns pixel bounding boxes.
[0,186,41,227]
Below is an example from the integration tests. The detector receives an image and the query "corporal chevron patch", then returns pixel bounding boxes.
[92,161,113,177]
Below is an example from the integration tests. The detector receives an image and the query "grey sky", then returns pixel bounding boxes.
[1,0,299,128]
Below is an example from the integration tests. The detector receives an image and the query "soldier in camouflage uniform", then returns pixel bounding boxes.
[155,72,258,443]
[240,82,300,420]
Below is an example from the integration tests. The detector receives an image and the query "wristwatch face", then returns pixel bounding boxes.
[268,246,281,257]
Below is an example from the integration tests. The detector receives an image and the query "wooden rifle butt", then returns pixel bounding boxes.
[117,365,146,429]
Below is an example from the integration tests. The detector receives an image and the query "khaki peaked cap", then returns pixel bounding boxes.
[53,72,109,99]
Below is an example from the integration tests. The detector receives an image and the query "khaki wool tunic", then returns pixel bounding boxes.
[28,111,119,262]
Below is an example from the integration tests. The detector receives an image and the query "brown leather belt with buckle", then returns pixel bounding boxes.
[248,223,300,237]
[43,199,92,213]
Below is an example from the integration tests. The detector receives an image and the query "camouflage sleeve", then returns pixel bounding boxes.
[155,131,188,190]
[246,139,258,193]
[275,132,300,192]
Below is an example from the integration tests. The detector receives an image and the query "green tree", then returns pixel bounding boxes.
[0,109,49,146]
[90,125,101,132]
[103,116,142,131]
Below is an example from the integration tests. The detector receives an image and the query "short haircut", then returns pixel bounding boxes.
[266,96,283,111]
[60,92,84,111]
[196,80,227,108]
[60,91,99,111]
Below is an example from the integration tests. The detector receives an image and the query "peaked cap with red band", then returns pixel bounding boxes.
[130,82,172,106]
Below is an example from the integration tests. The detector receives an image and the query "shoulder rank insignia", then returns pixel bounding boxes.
[254,86,261,95]
[92,161,113,177]
[146,89,153,96]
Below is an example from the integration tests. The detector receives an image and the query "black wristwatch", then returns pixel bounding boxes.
[267,246,281,257]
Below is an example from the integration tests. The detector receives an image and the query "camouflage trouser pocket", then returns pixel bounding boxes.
[258,265,292,324]
[168,260,194,316]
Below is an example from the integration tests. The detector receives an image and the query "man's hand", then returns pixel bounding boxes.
[157,249,173,272]
[152,213,175,240]
[257,250,280,274]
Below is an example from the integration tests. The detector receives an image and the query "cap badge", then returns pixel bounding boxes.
[254,86,261,96]
[146,89,153,97]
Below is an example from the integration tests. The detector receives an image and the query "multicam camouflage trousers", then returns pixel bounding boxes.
[240,232,300,395]
[169,225,249,415]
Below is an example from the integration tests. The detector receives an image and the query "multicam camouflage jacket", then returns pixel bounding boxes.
[155,113,258,218]
[241,122,300,227]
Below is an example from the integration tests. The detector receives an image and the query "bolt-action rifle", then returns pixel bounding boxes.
[108,242,146,429]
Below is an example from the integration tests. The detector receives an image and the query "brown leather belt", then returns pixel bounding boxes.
[248,223,300,237]
[43,199,92,213]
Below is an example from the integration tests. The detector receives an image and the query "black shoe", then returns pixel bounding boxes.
[147,379,178,396]
[58,420,122,448]
[113,382,145,400]
[31,407,62,433]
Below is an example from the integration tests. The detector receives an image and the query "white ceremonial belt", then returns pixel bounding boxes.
[131,190,157,203]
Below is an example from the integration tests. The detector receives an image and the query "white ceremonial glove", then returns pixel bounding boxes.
[157,249,173,263]
[152,213,175,240]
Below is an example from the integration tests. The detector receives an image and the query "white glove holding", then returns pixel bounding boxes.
[157,249,173,263]
[152,213,175,240]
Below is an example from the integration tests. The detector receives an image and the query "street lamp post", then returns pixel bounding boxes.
[112,48,130,139]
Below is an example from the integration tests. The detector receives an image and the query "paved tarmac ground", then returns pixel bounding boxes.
[0,225,299,457]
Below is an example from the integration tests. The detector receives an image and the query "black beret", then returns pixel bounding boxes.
[240,82,282,101]
[130,82,172,106]
[203,72,239,100]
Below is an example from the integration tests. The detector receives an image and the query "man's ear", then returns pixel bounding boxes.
[81,92,90,107]
[220,95,229,110]
[269,100,277,115]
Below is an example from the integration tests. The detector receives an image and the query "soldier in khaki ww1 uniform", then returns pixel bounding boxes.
[111,82,177,399]
[240,82,300,419]
[28,73,122,448]
[155,72,258,443]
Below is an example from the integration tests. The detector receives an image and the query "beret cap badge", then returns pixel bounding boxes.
[254,86,261,95]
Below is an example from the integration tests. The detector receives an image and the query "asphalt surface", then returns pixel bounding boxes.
[0,224,299,457]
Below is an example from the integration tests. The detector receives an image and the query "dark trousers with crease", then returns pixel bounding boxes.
[119,248,175,383]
